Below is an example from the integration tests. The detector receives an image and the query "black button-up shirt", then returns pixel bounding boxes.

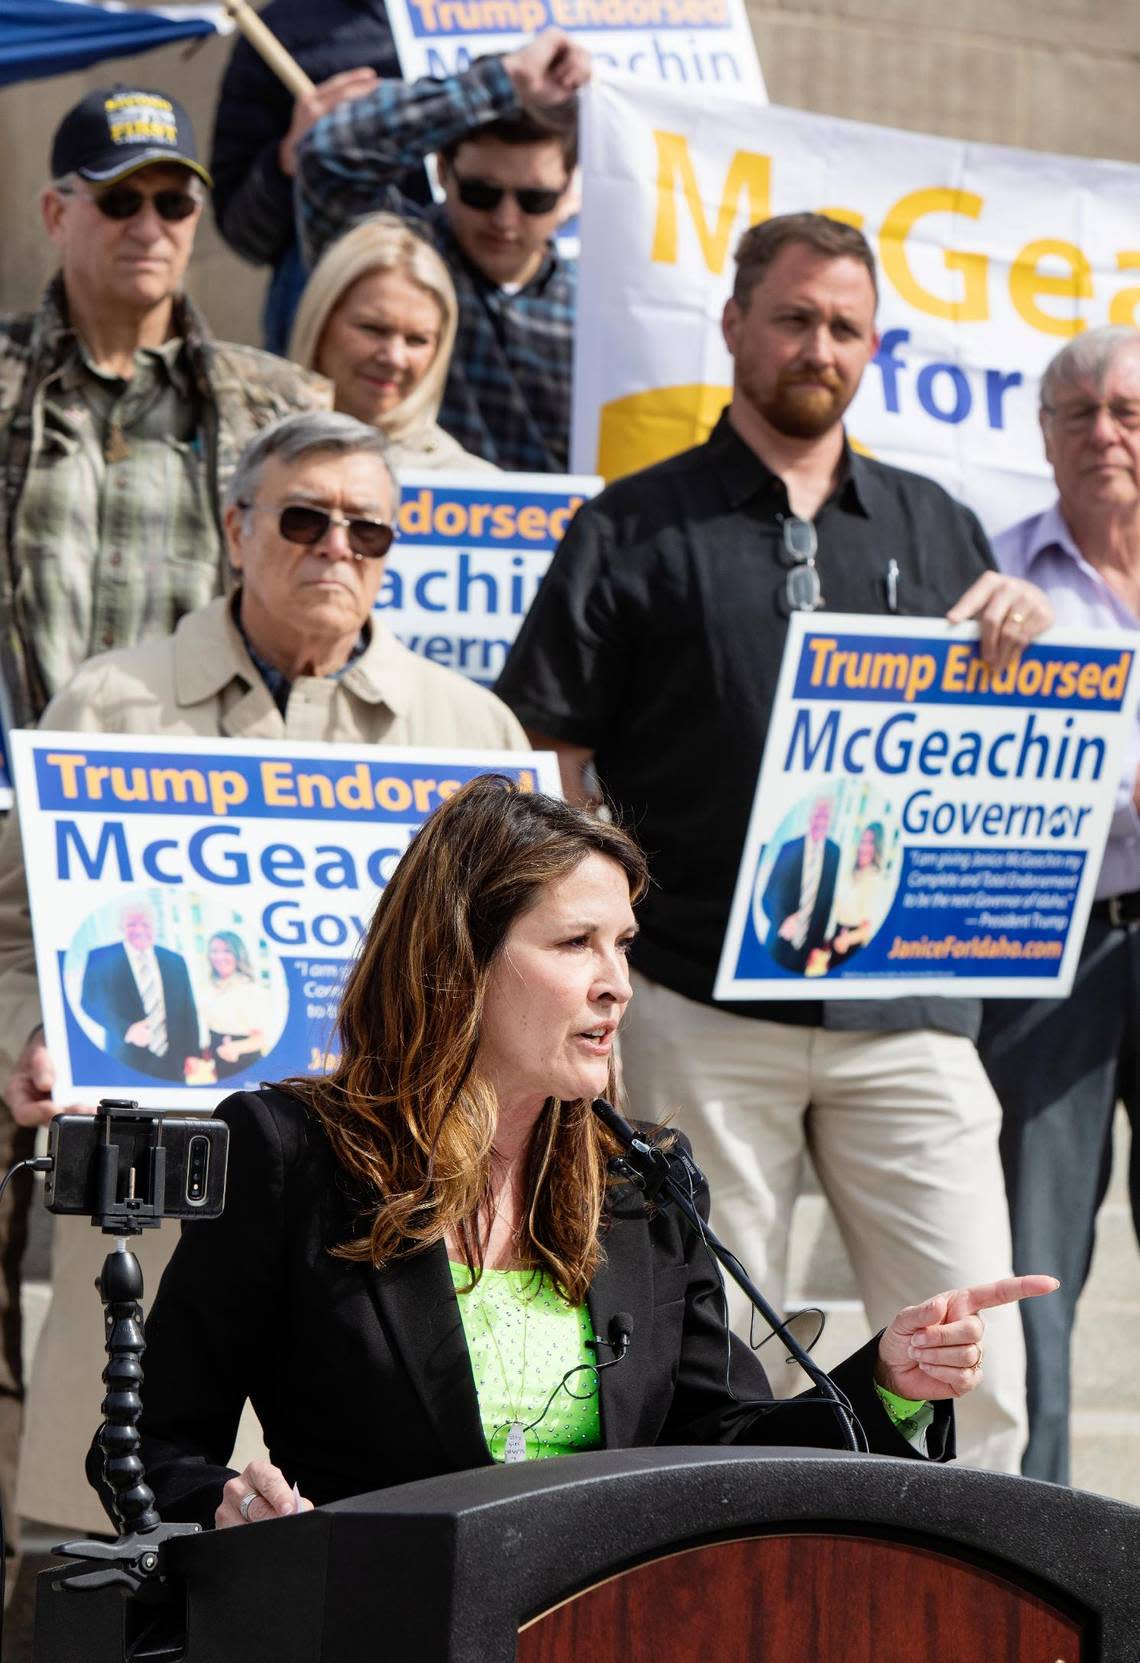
[497,413,995,1037]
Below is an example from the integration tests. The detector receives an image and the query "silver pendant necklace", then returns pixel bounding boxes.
[502,1421,529,1463]
[481,1292,533,1462]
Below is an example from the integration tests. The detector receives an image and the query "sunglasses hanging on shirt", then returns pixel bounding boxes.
[778,514,824,612]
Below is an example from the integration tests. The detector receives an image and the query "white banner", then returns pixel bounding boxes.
[573,74,1140,531]
[386,0,764,91]
[715,618,1138,1001]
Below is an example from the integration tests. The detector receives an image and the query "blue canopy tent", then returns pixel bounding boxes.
[0,0,232,88]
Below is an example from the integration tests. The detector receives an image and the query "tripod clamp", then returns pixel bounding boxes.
[51,1102,201,1601]
[51,1523,200,1601]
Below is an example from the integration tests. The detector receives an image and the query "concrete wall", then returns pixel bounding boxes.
[1,3,1137,345]
[748,0,1140,160]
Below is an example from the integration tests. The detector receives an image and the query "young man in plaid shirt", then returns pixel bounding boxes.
[297,30,590,474]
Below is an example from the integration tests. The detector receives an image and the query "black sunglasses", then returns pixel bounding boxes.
[453,175,565,216]
[244,504,395,560]
[68,184,202,223]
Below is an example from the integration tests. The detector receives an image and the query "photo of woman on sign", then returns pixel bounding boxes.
[826,820,892,968]
[204,930,273,1081]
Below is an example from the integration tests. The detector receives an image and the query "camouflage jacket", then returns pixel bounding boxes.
[0,278,331,727]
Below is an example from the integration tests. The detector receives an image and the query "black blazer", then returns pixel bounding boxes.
[112,1089,951,1529]
[80,942,200,1081]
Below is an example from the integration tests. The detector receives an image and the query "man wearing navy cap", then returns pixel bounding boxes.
[0,86,328,1572]
[0,85,330,733]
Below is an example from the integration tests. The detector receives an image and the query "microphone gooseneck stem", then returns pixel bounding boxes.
[593,1097,860,1452]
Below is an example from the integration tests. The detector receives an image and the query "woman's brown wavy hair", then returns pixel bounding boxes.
[288,774,649,1304]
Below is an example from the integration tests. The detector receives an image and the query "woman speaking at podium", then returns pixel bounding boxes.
[111,777,1053,1530]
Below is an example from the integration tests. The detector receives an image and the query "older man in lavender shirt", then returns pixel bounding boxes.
[981,324,1140,1484]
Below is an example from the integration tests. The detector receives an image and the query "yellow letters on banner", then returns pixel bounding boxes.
[651,130,769,273]
[1110,254,1140,327]
[648,131,1125,337]
[878,188,988,322]
[1009,239,1092,337]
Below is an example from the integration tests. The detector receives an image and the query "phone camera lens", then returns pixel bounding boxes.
[186,1135,210,1205]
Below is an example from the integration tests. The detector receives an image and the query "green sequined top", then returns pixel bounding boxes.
[449,1264,930,1458]
[449,1264,602,1461]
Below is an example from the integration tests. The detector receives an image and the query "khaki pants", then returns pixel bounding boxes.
[620,970,1028,1474]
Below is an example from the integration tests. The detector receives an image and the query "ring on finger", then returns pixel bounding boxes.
[1009,610,1025,626]
[238,1489,260,1521]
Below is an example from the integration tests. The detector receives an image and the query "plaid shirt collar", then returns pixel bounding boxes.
[436,216,563,301]
[30,274,214,395]
[175,595,414,719]
[234,599,368,714]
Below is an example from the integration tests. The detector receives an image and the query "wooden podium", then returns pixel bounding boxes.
[33,1446,1140,1661]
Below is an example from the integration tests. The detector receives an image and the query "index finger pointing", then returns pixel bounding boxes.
[950,1274,1059,1316]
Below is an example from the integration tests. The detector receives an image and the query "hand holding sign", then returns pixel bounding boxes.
[278,67,379,177]
[504,30,591,110]
[6,1028,92,1127]
[875,1275,1059,1402]
[946,572,1055,671]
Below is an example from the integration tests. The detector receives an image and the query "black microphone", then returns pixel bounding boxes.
[593,1095,651,1151]
[587,1311,633,1367]
[609,1311,633,1361]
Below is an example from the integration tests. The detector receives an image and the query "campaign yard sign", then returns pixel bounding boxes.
[379,470,600,687]
[10,733,559,1109]
[386,0,764,91]
[715,617,1138,1001]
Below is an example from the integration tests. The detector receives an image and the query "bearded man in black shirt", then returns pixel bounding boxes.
[497,212,1052,1474]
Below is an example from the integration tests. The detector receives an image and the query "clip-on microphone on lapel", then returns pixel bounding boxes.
[587,1311,634,1367]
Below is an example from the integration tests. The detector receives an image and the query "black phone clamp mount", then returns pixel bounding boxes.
[51,1101,199,1641]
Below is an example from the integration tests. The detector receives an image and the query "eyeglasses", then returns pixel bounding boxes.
[58,184,202,222]
[778,515,823,612]
[1042,399,1140,435]
[453,175,565,216]
[242,504,395,560]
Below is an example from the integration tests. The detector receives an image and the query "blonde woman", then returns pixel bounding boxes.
[290,213,498,474]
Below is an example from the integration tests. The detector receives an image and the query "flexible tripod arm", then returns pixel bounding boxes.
[54,1238,199,1602]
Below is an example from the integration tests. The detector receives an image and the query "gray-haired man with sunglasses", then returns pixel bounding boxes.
[0,84,332,737]
[0,410,527,1534]
[499,212,1055,1478]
